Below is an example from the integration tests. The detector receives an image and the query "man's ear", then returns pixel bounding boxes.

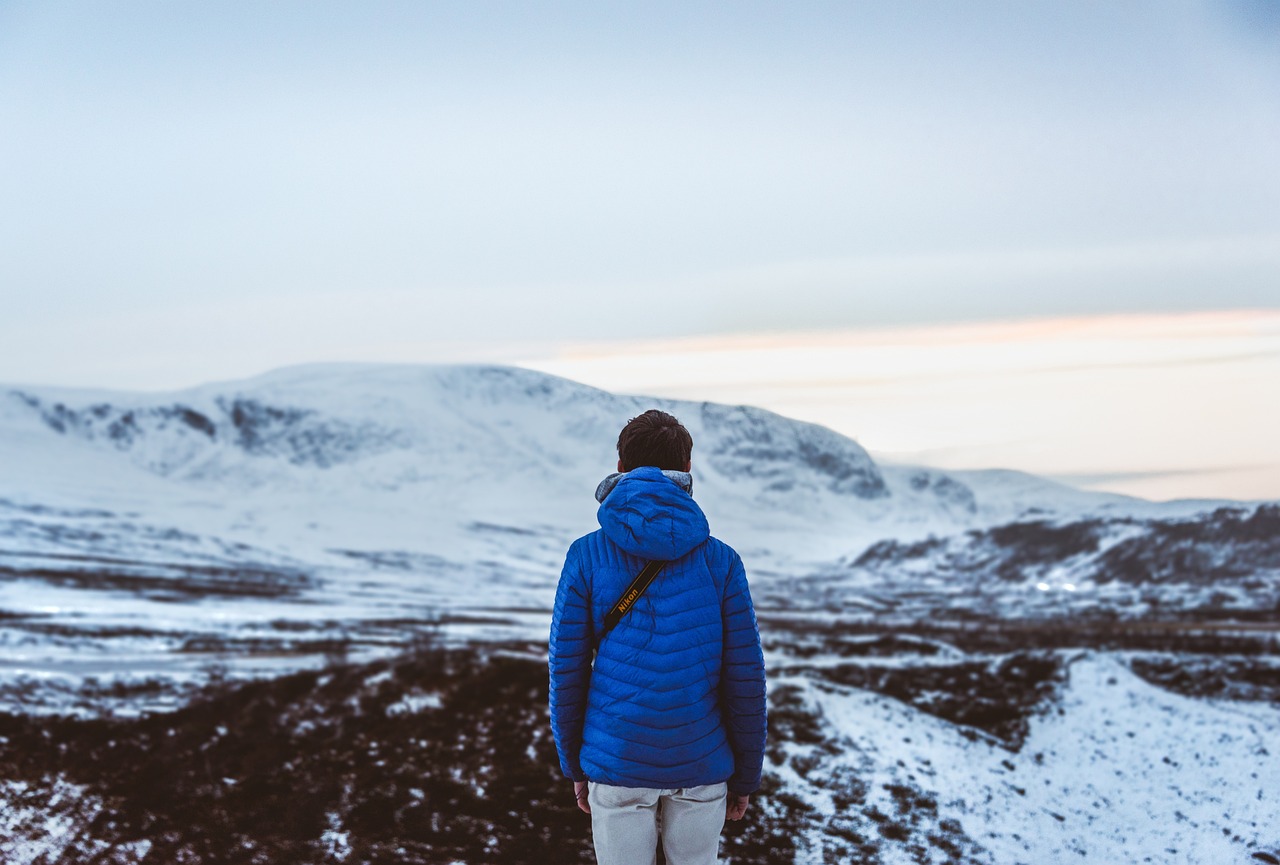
[683,459,691,472]
[617,459,625,473]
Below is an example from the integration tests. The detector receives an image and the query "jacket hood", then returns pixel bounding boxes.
[595,466,710,561]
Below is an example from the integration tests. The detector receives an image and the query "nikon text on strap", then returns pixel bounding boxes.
[595,559,667,648]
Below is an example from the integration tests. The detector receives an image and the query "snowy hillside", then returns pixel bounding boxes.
[1,364,923,570]
[781,503,1280,624]
[0,363,1269,693]
[0,361,1197,568]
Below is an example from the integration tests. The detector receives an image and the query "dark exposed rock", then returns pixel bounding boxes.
[908,471,979,515]
[1128,654,1280,704]
[0,558,311,600]
[0,645,804,865]
[808,652,1067,748]
[701,402,888,499]
[983,519,1108,580]
[219,396,311,452]
[1096,505,1280,586]
[12,391,218,449]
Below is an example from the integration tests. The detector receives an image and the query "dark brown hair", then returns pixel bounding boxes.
[617,410,693,472]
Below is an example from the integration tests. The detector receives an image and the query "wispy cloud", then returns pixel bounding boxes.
[519,309,1280,502]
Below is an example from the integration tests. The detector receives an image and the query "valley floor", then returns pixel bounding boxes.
[1,625,1277,865]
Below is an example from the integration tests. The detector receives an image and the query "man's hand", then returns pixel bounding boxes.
[726,793,750,821]
[574,780,591,814]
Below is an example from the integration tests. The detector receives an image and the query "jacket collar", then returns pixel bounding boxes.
[595,469,693,503]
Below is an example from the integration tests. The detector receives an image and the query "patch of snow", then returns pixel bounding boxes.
[320,810,351,862]
[385,690,443,716]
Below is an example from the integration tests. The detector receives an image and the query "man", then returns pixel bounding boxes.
[548,409,767,865]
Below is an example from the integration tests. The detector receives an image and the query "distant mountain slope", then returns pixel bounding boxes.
[3,362,1112,564]
[810,503,1280,623]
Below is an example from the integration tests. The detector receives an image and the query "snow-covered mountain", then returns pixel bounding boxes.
[0,361,1181,561]
[0,364,911,562]
[0,362,1267,696]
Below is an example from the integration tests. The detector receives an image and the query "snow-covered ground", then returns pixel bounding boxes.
[0,363,1276,863]
[769,652,1278,864]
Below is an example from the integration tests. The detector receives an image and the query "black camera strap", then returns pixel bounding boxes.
[595,559,667,648]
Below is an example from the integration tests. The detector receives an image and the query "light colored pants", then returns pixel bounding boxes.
[588,781,728,865]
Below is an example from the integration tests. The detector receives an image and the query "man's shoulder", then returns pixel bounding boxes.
[695,536,746,595]
[564,529,609,564]
[702,535,743,565]
[567,529,606,550]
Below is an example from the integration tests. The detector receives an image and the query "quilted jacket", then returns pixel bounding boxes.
[548,466,767,794]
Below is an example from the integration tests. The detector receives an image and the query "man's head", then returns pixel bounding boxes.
[617,410,693,473]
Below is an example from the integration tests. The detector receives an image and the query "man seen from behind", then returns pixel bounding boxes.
[548,410,768,865]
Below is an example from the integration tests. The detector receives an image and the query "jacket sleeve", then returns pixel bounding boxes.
[548,541,592,782]
[721,551,767,795]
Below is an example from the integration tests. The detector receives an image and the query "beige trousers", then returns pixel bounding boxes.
[588,781,728,865]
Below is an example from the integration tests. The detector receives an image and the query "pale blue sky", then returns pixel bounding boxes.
[2,0,1279,388]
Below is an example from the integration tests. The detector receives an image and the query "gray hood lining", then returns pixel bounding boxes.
[595,469,693,503]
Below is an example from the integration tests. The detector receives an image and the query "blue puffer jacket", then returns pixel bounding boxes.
[548,466,767,795]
